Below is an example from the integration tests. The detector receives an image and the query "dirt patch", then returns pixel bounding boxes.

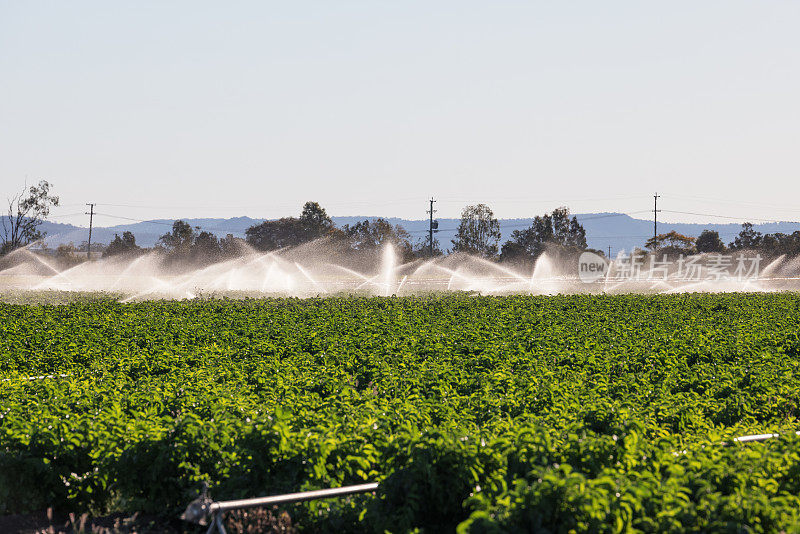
[0,509,193,533]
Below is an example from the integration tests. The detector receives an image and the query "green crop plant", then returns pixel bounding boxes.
[1,294,800,532]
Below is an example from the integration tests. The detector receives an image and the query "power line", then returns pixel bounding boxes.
[661,194,800,213]
[41,197,800,249]
[93,208,598,243]
[91,195,650,209]
[86,195,650,217]
[93,213,175,226]
[59,206,800,233]
[405,210,654,235]
[435,195,651,204]
[660,209,796,224]
[42,193,800,221]
[93,197,424,211]
[580,210,653,221]
[92,212,257,236]
[45,212,87,219]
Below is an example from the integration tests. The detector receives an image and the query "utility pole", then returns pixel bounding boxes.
[653,193,661,247]
[85,203,95,260]
[608,245,611,258]
[427,198,437,257]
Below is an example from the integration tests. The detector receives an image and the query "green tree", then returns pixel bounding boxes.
[245,217,306,251]
[1,180,59,254]
[104,231,141,258]
[245,201,334,252]
[413,237,444,257]
[80,240,106,256]
[191,231,222,262]
[645,231,696,255]
[299,201,334,240]
[759,231,800,257]
[695,230,725,253]
[54,242,83,267]
[729,222,763,250]
[500,207,587,262]
[342,218,413,259]
[157,220,197,255]
[220,233,247,257]
[452,204,501,258]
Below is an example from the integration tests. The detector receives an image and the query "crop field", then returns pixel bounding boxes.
[2,294,800,532]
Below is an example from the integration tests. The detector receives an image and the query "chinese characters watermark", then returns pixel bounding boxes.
[579,252,762,283]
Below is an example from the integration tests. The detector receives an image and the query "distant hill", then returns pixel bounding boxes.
[36,214,800,255]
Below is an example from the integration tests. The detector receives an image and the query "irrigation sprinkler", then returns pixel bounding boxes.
[181,482,379,534]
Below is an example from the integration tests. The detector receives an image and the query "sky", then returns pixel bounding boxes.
[1,1,799,228]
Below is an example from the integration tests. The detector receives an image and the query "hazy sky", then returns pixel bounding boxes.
[2,1,799,227]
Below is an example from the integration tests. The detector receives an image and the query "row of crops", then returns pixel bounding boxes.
[2,294,800,532]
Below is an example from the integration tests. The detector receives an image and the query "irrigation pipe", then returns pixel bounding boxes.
[181,482,379,534]
[730,431,800,444]
[0,373,71,383]
[671,431,800,456]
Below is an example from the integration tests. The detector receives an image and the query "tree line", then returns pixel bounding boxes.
[3,181,800,266]
[643,224,800,258]
[88,208,800,264]
[96,201,593,265]
[0,185,593,266]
